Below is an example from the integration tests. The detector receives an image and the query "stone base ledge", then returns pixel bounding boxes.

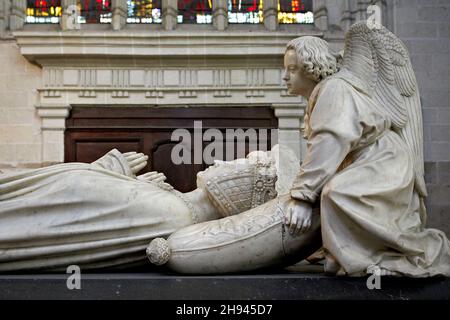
[0,271,448,300]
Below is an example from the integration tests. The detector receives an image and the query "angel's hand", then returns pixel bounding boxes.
[123,152,148,175]
[284,199,313,237]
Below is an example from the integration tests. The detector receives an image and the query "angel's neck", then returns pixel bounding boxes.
[303,82,318,101]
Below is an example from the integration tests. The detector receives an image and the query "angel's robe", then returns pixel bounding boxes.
[290,72,450,277]
[0,150,194,272]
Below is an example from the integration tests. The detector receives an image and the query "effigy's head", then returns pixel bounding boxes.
[284,36,339,95]
[196,145,300,218]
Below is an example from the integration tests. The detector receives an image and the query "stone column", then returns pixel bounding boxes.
[213,0,227,31]
[9,0,26,31]
[341,0,352,32]
[112,0,127,30]
[0,0,8,37]
[355,0,371,22]
[313,0,328,31]
[272,103,306,161]
[60,0,78,31]
[162,0,177,31]
[263,0,277,31]
[36,104,72,164]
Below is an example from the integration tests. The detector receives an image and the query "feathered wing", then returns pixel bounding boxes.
[341,21,427,197]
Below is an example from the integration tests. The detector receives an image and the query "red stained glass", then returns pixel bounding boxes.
[279,0,311,13]
[78,0,112,23]
[278,0,314,24]
[178,0,212,23]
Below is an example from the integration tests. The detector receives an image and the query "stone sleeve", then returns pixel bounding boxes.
[91,149,134,178]
[290,79,364,203]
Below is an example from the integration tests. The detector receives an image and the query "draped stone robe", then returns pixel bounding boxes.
[0,150,194,272]
[290,74,450,277]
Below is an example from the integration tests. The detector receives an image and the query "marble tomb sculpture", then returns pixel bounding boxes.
[147,21,450,277]
[0,146,299,272]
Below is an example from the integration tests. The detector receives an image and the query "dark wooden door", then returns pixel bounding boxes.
[65,106,278,192]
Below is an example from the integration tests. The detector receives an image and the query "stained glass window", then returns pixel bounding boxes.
[127,0,162,23]
[177,0,212,24]
[278,0,313,24]
[77,0,112,23]
[26,0,62,24]
[228,0,263,24]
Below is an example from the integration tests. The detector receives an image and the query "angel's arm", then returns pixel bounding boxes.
[290,79,364,203]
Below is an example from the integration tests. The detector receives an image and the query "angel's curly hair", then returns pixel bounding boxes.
[286,36,340,82]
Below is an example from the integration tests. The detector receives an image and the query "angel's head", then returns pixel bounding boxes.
[284,36,339,97]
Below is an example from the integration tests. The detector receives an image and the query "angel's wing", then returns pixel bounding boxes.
[341,21,427,197]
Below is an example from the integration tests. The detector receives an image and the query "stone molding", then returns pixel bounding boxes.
[36,104,71,131]
[35,104,72,163]
[14,30,323,60]
[14,31,319,106]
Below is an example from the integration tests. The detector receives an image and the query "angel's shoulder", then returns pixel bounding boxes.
[315,75,354,99]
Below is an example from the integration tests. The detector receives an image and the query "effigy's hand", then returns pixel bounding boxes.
[137,171,167,183]
[137,171,174,190]
[284,199,313,237]
[123,151,148,174]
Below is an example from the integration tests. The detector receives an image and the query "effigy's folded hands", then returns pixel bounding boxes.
[137,171,167,183]
[123,151,148,174]
[137,171,174,190]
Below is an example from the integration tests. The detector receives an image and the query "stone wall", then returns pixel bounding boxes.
[0,40,42,170]
[394,0,450,235]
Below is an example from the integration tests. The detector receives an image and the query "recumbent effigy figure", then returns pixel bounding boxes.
[148,21,450,277]
[0,146,296,272]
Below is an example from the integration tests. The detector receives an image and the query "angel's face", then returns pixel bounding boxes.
[283,49,315,98]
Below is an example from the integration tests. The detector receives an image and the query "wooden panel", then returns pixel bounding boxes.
[75,141,142,164]
[65,106,278,192]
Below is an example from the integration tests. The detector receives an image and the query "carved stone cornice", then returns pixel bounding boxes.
[13,29,323,63]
